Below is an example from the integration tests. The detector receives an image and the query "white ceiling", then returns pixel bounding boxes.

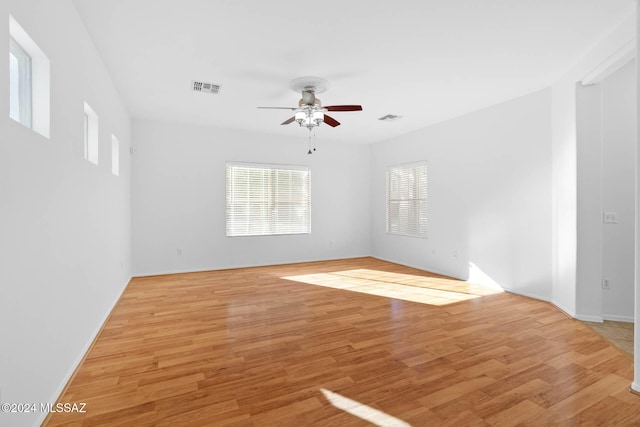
[72,0,635,144]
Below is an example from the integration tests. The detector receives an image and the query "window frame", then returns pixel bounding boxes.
[386,161,428,239]
[9,36,32,128]
[9,14,50,138]
[83,112,89,159]
[225,162,311,237]
[83,102,99,165]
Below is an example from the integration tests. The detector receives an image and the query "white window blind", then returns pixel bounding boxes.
[226,163,311,237]
[387,161,427,238]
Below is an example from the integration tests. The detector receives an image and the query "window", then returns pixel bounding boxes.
[9,15,50,138]
[9,37,31,127]
[387,161,428,238]
[111,135,120,176]
[226,163,311,237]
[83,102,99,164]
[83,112,89,158]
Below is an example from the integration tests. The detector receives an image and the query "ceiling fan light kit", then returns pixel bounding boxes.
[294,109,324,128]
[258,76,363,132]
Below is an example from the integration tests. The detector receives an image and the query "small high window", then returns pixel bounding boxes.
[84,102,99,165]
[9,15,50,138]
[9,37,31,127]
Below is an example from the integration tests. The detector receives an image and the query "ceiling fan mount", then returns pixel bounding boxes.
[258,76,362,130]
[290,76,328,95]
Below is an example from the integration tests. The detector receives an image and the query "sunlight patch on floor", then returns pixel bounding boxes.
[320,388,412,427]
[284,268,503,306]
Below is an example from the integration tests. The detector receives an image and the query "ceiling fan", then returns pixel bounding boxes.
[258,77,362,131]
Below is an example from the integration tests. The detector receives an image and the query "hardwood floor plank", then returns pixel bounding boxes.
[485,399,547,426]
[549,373,630,419]
[44,257,639,426]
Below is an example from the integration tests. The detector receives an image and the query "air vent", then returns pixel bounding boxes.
[192,80,221,94]
[378,114,401,121]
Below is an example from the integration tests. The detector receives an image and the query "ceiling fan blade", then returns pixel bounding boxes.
[257,106,296,110]
[281,116,295,125]
[324,115,341,127]
[324,105,363,112]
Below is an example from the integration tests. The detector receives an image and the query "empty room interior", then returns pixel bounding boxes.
[3,0,640,426]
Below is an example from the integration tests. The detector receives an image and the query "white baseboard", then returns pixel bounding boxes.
[602,314,634,323]
[546,303,633,324]
[371,256,563,306]
[551,300,577,319]
[133,255,373,278]
[370,255,464,281]
[502,288,550,302]
[576,314,604,323]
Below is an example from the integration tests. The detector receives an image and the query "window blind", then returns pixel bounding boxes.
[226,163,311,237]
[387,162,427,238]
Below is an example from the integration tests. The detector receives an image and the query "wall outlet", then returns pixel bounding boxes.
[602,278,611,289]
[177,248,182,255]
[452,250,458,258]
[603,212,618,224]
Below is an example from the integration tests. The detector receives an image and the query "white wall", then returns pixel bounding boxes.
[551,14,636,317]
[370,89,553,300]
[601,60,636,321]
[0,1,132,426]
[575,82,604,320]
[132,119,370,276]
[575,61,636,323]
[634,0,640,393]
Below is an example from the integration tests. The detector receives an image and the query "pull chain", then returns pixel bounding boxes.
[307,129,317,155]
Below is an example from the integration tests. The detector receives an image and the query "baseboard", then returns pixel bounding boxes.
[551,300,577,319]
[576,314,604,323]
[38,276,132,427]
[370,255,462,280]
[502,288,550,303]
[133,255,373,278]
[546,307,632,324]
[602,314,634,323]
[570,314,633,323]
[370,257,565,306]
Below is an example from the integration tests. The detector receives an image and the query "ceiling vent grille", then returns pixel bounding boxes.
[378,114,401,121]
[192,80,221,94]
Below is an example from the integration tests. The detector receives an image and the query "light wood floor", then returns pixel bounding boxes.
[45,257,640,426]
